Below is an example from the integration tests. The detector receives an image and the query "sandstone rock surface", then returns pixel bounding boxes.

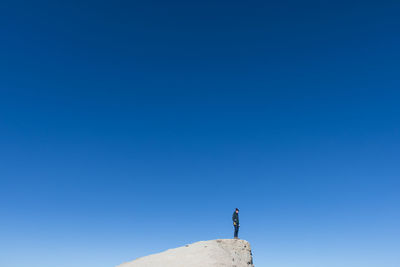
[117,239,254,267]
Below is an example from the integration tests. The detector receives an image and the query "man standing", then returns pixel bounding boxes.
[232,208,240,239]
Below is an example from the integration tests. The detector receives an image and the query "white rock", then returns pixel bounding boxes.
[117,239,254,267]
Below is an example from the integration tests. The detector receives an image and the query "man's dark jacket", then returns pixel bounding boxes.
[232,211,239,226]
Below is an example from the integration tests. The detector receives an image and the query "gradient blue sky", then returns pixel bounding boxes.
[1,1,400,267]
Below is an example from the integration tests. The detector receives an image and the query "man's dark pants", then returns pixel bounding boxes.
[234,224,239,238]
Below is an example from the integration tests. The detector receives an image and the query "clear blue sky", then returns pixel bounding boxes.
[1,1,399,267]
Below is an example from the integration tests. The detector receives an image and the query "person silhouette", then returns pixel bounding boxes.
[232,208,240,239]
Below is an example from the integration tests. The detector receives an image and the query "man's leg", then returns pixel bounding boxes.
[234,225,239,238]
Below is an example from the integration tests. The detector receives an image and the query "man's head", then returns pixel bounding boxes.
[235,208,239,213]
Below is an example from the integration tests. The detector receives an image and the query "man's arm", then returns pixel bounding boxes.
[232,213,238,225]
